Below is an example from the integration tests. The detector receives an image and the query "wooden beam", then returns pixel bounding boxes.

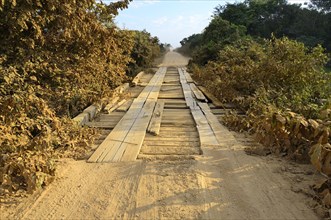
[106,99,126,113]
[198,102,237,145]
[88,67,167,163]
[117,99,133,112]
[189,83,207,102]
[147,100,165,135]
[132,71,144,86]
[104,97,119,112]
[197,86,223,108]
[178,68,219,147]
[181,68,194,83]
[120,68,167,161]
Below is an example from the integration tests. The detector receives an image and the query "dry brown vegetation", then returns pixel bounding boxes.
[0,0,164,197]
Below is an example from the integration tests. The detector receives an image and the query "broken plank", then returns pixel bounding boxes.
[189,83,207,102]
[104,97,120,112]
[132,71,144,86]
[147,100,165,135]
[197,86,223,107]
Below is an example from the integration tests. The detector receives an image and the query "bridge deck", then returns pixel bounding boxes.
[88,67,231,162]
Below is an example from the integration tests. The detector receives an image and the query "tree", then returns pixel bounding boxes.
[310,0,331,12]
[192,17,246,65]
[127,30,161,76]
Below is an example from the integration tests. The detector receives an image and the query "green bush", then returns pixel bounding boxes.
[192,37,331,174]
[127,30,162,76]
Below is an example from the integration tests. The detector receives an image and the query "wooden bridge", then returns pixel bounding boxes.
[86,66,236,162]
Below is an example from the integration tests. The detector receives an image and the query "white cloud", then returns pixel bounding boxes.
[153,16,169,26]
[130,0,161,9]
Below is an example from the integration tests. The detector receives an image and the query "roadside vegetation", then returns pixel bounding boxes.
[0,0,168,197]
[177,0,330,211]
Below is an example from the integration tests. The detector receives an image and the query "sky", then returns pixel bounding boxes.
[105,0,309,48]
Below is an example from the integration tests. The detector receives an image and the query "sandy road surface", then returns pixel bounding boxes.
[2,52,319,220]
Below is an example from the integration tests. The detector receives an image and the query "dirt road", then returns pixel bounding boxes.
[2,52,319,219]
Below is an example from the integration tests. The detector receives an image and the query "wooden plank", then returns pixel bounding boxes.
[189,83,207,102]
[117,99,133,112]
[161,115,193,120]
[88,102,143,162]
[161,87,181,92]
[107,99,126,113]
[164,105,188,109]
[73,112,89,126]
[100,112,125,119]
[162,115,192,120]
[182,68,194,83]
[147,100,164,135]
[162,108,191,112]
[96,114,125,122]
[144,136,199,142]
[178,67,219,147]
[120,69,167,161]
[197,86,223,107]
[198,103,237,144]
[137,155,195,160]
[113,83,129,95]
[85,121,118,129]
[88,67,167,163]
[140,146,201,155]
[158,129,197,134]
[83,105,99,120]
[159,94,184,99]
[160,99,187,104]
[191,109,219,146]
[162,111,191,115]
[104,97,120,112]
[162,83,181,86]
[132,71,144,86]
[162,112,191,116]
[159,91,184,96]
[178,69,197,109]
[161,119,194,124]
[98,96,156,162]
[112,100,157,162]
[143,140,200,147]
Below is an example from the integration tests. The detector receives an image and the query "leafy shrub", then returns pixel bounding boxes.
[192,37,331,175]
[127,30,162,76]
[0,0,134,195]
[193,37,330,118]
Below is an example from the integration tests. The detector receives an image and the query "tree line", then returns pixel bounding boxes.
[178,0,331,66]
[177,0,331,184]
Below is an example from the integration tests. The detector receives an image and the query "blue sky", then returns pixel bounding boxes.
[105,0,308,48]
